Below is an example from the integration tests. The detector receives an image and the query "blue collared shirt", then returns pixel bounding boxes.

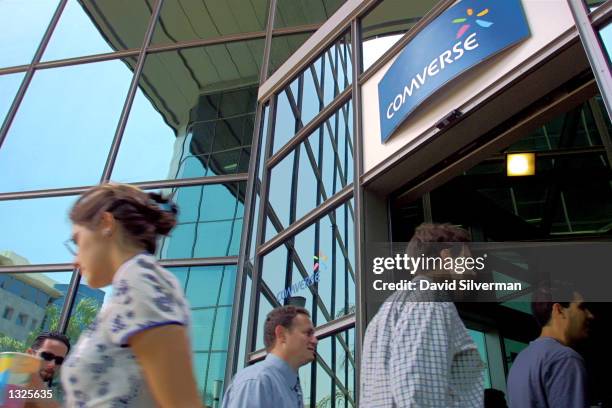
[222,354,303,408]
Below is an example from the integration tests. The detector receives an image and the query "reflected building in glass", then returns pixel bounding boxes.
[1,0,611,406]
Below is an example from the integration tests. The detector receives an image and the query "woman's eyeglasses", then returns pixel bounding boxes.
[40,351,65,365]
[63,238,78,256]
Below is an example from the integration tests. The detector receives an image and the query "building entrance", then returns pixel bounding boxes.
[387,90,612,405]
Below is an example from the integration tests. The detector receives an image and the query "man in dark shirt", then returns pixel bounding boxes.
[507,284,594,408]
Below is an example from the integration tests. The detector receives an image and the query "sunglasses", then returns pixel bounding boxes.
[40,351,65,365]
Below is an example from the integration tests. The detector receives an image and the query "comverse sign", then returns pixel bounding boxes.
[378,0,531,142]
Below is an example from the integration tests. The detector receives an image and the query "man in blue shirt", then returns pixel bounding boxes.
[222,305,318,407]
[507,284,594,408]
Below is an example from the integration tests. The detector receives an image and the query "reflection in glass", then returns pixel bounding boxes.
[267,151,295,232]
[274,0,345,28]
[151,0,268,46]
[111,42,262,182]
[42,0,151,62]
[361,0,438,71]
[259,198,355,332]
[299,32,352,126]
[0,72,25,125]
[270,34,352,156]
[254,292,274,351]
[0,60,134,192]
[169,265,235,406]
[154,183,246,259]
[268,33,313,75]
[0,271,72,349]
[300,328,355,407]
[267,100,353,233]
[0,0,59,68]
[0,196,77,265]
[271,85,299,154]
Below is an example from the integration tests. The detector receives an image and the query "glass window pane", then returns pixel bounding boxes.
[266,100,353,236]
[274,0,345,28]
[295,140,321,221]
[176,265,236,308]
[271,33,352,155]
[267,151,295,232]
[0,271,72,350]
[151,0,269,46]
[191,309,215,351]
[259,198,355,328]
[361,0,438,71]
[315,337,334,406]
[0,0,60,68]
[297,328,355,407]
[261,244,289,302]
[268,33,313,76]
[111,41,262,183]
[298,363,312,405]
[600,21,612,65]
[254,292,274,350]
[272,87,299,154]
[0,196,78,265]
[0,182,246,264]
[0,72,25,125]
[155,183,246,259]
[167,265,235,406]
[42,0,151,62]
[0,60,135,193]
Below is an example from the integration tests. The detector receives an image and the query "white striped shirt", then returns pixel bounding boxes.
[360,279,484,407]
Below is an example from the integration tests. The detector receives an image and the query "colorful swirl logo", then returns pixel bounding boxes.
[453,7,493,39]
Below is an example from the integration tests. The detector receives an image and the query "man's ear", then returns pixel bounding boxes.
[274,325,286,344]
[551,303,566,319]
[26,348,34,355]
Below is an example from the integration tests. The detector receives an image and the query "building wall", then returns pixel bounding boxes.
[0,289,47,342]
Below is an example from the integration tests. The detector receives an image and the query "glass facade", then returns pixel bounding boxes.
[1,0,611,406]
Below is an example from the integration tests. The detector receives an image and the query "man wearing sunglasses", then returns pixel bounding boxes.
[26,331,71,384]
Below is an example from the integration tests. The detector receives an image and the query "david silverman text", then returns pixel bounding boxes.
[373,279,522,291]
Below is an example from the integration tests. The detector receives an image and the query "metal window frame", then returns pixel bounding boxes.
[0,174,248,201]
[567,0,612,119]
[224,0,280,380]
[0,25,326,78]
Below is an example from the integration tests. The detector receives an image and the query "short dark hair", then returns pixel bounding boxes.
[531,282,575,327]
[407,223,471,258]
[263,306,310,351]
[31,331,71,353]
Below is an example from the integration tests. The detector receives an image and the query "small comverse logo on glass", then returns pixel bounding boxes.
[453,7,493,39]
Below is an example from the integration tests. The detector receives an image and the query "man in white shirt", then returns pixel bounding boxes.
[360,223,484,407]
